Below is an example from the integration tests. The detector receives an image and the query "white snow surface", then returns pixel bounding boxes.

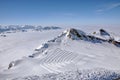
[0,27,120,80]
[0,30,62,70]
[12,68,120,80]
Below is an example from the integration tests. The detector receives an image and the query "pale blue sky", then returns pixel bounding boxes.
[0,0,120,26]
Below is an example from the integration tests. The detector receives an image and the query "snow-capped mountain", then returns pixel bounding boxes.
[0,25,61,33]
[0,28,120,80]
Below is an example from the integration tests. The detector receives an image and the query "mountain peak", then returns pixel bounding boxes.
[63,28,120,47]
[64,28,86,40]
[99,29,110,36]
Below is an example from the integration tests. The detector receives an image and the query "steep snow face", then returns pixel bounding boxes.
[1,28,120,79]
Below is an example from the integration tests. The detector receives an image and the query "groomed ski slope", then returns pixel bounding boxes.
[0,30,63,71]
[0,27,120,80]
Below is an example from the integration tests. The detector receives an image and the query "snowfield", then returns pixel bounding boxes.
[12,69,120,80]
[0,26,120,80]
[0,30,63,70]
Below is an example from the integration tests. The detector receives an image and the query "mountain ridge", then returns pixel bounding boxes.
[1,28,120,79]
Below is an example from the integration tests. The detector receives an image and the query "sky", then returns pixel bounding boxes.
[0,0,120,27]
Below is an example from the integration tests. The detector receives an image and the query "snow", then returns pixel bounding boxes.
[0,30,62,71]
[11,69,120,80]
[0,27,120,80]
[0,25,61,33]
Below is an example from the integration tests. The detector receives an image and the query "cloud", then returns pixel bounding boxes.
[107,3,120,9]
[96,2,120,13]
[96,9,104,13]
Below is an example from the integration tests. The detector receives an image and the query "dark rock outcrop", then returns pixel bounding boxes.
[100,29,110,36]
[66,28,120,47]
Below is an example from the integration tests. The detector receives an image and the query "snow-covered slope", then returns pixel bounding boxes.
[0,28,120,80]
[0,30,62,71]
[12,69,120,80]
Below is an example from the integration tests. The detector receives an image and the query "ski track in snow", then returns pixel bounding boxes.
[0,27,120,80]
[0,30,62,70]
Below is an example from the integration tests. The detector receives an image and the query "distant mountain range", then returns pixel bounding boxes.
[1,28,120,80]
[0,25,61,33]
